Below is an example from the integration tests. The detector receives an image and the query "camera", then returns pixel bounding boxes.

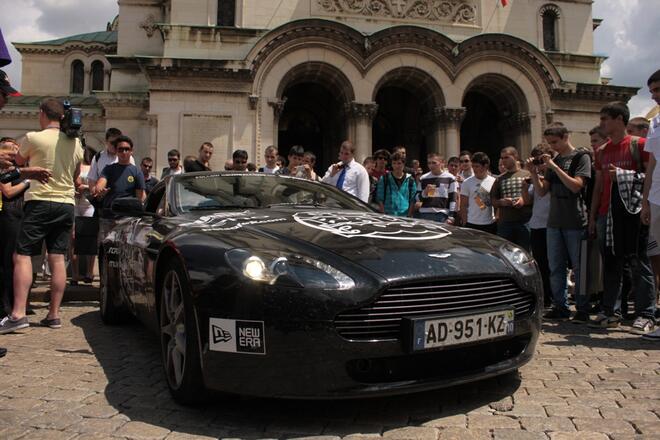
[61,100,83,138]
[532,158,544,165]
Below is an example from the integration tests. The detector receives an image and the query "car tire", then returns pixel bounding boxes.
[159,258,206,405]
[99,253,130,325]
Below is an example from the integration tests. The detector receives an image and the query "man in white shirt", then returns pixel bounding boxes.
[640,68,660,340]
[88,128,134,194]
[259,145,280,174]
[322,140,370,203]
[459,152,496,234]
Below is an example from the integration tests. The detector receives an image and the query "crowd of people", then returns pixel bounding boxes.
[1,68,660,351]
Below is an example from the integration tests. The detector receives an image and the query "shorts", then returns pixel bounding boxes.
[15,201,75,256]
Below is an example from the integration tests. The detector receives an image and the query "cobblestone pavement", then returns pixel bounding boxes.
[0,293,658,440]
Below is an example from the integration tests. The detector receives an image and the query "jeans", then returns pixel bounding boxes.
[546,227,589,314]
[497,221,530,251]
[417,211,449,223]
[530,228,552,306]
[596,215,656,320]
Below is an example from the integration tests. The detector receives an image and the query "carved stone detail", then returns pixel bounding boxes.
[345,102,379,120]
[248,94,259,110]
[433,106,466,123]
[140,14,158,38]
[499,112,531,131]
[317,0,477,24]
[268,97,288,118]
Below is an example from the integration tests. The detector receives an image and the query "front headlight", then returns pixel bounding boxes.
[225,249,355,290]
[499,243,536,276]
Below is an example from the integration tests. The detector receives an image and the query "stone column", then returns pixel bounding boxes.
[268,98,287,149]
[147,114,158,168]
[434,106,466,159]
[83,66,91,95]
[346,102,378,162]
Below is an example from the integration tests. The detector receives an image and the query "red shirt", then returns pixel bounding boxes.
[370,168,388,181]
[595,135,648,216]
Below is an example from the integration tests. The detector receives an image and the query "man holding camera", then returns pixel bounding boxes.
[527,125,592,321]
[0,98,83,334]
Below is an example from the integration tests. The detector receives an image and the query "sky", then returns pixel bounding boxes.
[0,0,658,117]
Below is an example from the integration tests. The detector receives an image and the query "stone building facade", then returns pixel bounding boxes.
[2,0,638,172]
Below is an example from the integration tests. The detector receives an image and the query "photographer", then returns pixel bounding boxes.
[276,145,305,176]
[0,98,83,334]
[526,125,591,321]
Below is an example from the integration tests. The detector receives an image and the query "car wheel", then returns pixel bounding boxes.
[99,254,129,324]
[159,259,206,404]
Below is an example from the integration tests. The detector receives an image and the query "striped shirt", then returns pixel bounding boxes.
[417,171,457,217]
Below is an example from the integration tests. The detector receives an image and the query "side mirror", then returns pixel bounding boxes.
[111,197,144,217]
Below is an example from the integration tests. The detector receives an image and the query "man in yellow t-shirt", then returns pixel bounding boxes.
[0,98,83,334]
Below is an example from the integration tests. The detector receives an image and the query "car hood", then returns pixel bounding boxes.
[175,209,516,282]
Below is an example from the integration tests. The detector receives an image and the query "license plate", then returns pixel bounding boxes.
[411,309,514,351]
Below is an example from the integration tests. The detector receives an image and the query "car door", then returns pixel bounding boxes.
[126,184,168,326]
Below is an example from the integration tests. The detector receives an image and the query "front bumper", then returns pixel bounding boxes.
[197,310,539,399]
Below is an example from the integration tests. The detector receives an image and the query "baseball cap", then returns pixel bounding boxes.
[0,70,21,97]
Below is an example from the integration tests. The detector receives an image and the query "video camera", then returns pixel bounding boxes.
[61,100,83,138]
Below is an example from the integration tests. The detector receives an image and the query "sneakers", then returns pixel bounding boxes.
[642,327,660,340]
[630,317,655,335]
[543,308,571,321]
[571,311,590,324]
[588,313,621,328]
[0,316,29,334]
[39,317,62,329]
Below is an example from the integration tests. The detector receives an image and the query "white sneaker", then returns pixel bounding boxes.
[642,326,660,340]
[631,317,655,335]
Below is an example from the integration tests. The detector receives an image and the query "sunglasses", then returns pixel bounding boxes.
[375,157,387,160]
[142,164,152,169]
[117,147,132,153]
[460,159,471,163]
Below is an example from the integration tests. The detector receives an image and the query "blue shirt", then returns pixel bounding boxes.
[100,163,145,218]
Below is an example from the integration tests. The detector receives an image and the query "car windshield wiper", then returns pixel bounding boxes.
[187,205,247,211]
[267,202,327,208]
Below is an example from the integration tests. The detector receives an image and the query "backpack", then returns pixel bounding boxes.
[567,149,595,210]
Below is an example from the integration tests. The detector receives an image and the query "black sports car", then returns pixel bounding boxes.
[100,172,542,403]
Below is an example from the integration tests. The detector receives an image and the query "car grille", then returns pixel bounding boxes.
[334,277,536,341]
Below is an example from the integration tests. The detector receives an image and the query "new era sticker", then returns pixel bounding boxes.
[209,318,266,355]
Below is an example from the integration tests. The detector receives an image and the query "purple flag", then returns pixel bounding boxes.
[0,28,12,67]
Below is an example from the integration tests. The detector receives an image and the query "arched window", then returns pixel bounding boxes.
[217,0,236,26]
[91,60,105,92]
[71,60,84,94]
[541,6,560,51]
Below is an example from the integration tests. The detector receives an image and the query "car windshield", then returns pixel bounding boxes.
[172,173,371,213]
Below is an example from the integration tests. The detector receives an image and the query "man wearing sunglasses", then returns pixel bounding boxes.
[95,136,145,246]
[161,149,183,178]
[140,157,159,194]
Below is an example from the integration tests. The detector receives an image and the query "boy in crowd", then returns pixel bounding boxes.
[459,152,496,234]
[140,157,158,195]
[491,147,532,250]
[527,125,591,321]
[416,153,457,224]
[375,152,416,217]
[589,101,656,333]
[232,150,249,171]
[259,145,279,173]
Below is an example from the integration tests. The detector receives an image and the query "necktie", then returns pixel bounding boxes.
[336,166,347,190]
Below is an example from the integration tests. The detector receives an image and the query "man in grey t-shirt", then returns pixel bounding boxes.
[527,124,591,322]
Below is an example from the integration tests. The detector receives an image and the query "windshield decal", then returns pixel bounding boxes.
[293,212,452,241]
[180,211,286,231]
